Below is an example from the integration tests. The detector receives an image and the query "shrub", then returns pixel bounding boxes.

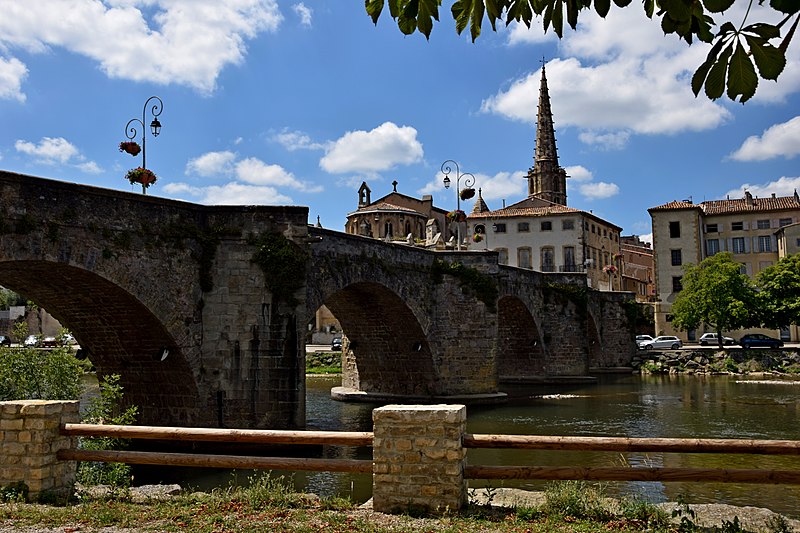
[0,346,84,401]
[541,480,613,521]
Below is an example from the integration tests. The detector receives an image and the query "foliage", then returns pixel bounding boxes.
[365,0,799,103]
[671,252,758,346]
[0,346,84,401]
[617,497,671,530]
[431,258,499,311]
[11,321,28,344]
[124,167,157,188]
[541,480,612,521]
[0,288,25,310]
[0,481,28,503]
[756,253,800,329]
[118,141,141,156]
[251,232,308,306]
[76,374,138,490]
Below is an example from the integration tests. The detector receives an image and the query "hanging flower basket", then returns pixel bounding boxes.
[125,167,157,188]
[119,141,141,156]
[472,233,483,243]
[459,187,476,201]
[447,210,467,223]
[603,264,617,274]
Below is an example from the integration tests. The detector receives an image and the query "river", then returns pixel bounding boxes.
[133,373,800,517]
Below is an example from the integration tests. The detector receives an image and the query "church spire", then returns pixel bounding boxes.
[527,62,568,206]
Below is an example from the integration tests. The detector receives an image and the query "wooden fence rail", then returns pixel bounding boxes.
[55,423,800,485]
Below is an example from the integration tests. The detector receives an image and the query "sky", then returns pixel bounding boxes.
[1,1,798,244]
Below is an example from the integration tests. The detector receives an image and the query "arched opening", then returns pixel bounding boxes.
[0,260,199,425]
[324,282,438,398]
[496,296,545,382]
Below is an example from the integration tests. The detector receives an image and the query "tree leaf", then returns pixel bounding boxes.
[745,22,781,39]
[566,0,580,29]
[595,0,611,18]
[705,43,733,99]
[704,0,735,14]
[485,0,502,29]
[470,0,486,40]
[691,38,726,96]
[552,0,564,37]
[613,0,632,6]
[726,39,758,103]
[365,0,385,24]
[770,0,800,15]
[416,0,441,37]
[643,0,655,18]
[452,0,471,34]
[744,35,786,80]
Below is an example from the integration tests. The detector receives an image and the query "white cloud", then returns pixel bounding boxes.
[235,157,322,192]
[639,233,653,246]
[320,122,424,174]
[417,170,527,205]
[0,0,283,95]
[186,150,237,177]
[164,181,293,205]
[273,129,327,151]
[578,130,630,150]
[15,136,102,173]
[292,3,312,27]
[506,20,558,46]
[729,116,800,161]
[564,165,593,182]
[579,181,620,200]
[0,56,27,101]
[15,137,78,163]
[724,176,800,200]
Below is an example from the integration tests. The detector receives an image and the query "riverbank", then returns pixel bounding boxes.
[1,483,798,532]
[632,348,800,375]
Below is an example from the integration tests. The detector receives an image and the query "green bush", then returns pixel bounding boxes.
[76,374,138,490]
[541,480,613,521]
[0,346,85,401]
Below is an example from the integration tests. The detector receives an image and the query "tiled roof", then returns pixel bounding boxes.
[469,204,581,219]
[347,202,423,217]
[649,194,800,215]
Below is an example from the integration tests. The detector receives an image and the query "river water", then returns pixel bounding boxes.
[134,373,800,517]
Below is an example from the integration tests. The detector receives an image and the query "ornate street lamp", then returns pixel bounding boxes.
[441,160,475,251]
[124,96,163,194]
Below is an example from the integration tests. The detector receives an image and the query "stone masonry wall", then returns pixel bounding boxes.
[0,400,78,500]
[372,404,467,514]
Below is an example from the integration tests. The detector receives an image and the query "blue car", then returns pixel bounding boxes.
[739,333,783,349]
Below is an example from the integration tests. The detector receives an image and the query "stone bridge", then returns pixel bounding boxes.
[0,171,636,429]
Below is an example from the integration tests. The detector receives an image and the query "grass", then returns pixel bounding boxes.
[0,476,734,533]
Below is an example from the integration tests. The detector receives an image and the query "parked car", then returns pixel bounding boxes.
[640,335,682,350]
[635,335,653,349]
[699,333,735,346]
[23,335,39,347]
[739,333,783,349]
[331,337,343,351]
[41,336,59,348]
[0,335,10,347]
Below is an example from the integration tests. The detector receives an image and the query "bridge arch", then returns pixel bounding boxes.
[323,281,439,398]
[496,295,546,382]
[0,260,199,424]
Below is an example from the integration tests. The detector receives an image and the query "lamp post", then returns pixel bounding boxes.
[441,160,475,251]
[125,96,163,194]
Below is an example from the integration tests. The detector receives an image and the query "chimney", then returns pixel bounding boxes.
[745,190,754,206]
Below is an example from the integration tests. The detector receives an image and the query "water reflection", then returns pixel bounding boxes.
[134,373,800,517]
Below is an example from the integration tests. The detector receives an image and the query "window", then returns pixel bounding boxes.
[672,276,682,292]
[591,224,596,234]
[732,236,746,253]
[731,221,744,231]
[706,239,720,256]
[517,222,530,232]
[671,249,682,266]
[518,247,532,269]
[780,218,792,227]
[496,248,508,265]
[493,223,506,233]
[562,219,574,230]
[541,221,552,231]
[758,235,772,252]
[669,221,680,238]
[603,229,607,237]
[592,248,598,267]
[757,219,770,229]
[563,246,576,271]
[706,223,718,233]
[540,247,555,272]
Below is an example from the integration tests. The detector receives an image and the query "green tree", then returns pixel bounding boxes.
[365,0,799,103]
[756,253,800,329]
[670,252,757,348]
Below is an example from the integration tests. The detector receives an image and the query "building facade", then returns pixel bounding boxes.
[649,191,800,341]
[619,235,655,303]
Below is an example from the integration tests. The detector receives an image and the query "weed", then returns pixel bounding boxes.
[542,480,613,521]
[766,514,796,533]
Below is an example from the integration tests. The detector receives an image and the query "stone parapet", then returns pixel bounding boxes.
[0,400,79,500]
[372,404,467,515]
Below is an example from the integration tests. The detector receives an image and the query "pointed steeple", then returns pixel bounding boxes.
[527,62,568,206]
[471,188,489,214]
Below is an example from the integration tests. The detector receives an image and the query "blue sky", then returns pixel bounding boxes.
[1,1,798,242]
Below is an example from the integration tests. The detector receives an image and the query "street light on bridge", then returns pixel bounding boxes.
[123,96,163,195]
[441,159,475,251]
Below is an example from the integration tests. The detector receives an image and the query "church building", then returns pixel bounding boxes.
[467,64,623,290]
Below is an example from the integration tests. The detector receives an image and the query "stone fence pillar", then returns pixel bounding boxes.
[0,400,79,501]
[372,404,467,514]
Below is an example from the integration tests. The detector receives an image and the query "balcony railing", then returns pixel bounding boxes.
[559,263,585,273]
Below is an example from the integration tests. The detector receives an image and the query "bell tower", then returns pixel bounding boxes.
[527,63,568,206]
